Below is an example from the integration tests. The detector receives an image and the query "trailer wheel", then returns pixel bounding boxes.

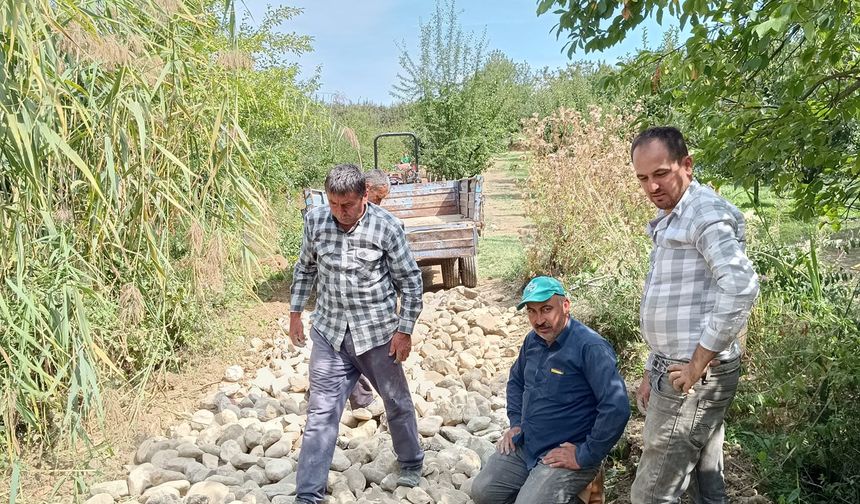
[441,259,459,289]
[459,256,477,288]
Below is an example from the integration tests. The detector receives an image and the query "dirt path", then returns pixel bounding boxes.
[481,151,531,239]
[473,152,533,291]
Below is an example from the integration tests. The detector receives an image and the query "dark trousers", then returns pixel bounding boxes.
[295,327,424,503]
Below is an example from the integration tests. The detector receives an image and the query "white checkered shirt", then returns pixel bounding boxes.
[640,180,760,370]
[290,203,423,355]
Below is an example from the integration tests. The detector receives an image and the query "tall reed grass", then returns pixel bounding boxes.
[0,0,270,463]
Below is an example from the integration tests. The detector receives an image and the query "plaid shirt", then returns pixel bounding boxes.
[290,203,423,355]
[640,181,760,370]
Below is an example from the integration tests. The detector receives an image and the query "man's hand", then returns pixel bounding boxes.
[388,332,412,362]
[496,426,522,455]
[542,442,581,470]
[636,370,651,414]
[667,344,721,394]
[667,362,702,394]
[668,358,722,394]
[289,312,305,347]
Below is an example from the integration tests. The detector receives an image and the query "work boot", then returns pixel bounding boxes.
[397,466,423,488]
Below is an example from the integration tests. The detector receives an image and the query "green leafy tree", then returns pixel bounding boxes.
[232,6,330,192]
[472,51,535,136]
[538,0,860,223]
[392,0,488,101]
[525,62,615,117]
[394,0,506,179]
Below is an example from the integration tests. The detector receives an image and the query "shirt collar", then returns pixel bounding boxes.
[647,179,700,233]
[671,179,700,216]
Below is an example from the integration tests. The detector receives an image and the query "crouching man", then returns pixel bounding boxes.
[471,276,631,504]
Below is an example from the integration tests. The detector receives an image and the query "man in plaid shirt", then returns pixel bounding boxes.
[289,164,424,503]
[629,127,759,504]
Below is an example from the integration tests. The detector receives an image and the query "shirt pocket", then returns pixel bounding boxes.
[354,246,384,280]
[544,370,578,402]
[316,243,339,271]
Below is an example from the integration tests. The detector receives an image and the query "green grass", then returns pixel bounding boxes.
[719,184,818,246]
[491,151,530,181]
[716,183,860,273]
[478,235,526,282]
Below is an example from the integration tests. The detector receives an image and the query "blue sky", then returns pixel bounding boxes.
[245,1,677,105]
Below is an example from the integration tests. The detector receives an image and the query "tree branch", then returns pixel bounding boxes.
[719,96,780,111]
[746,25,801,84]
[801,70,860,100]
[773,37,806,76]
[833,78,860,104]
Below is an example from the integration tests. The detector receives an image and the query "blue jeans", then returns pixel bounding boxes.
[631,356,740,504]
[295,327,423,503]
[471,446,599,504]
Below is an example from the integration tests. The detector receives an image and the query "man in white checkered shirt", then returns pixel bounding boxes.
[288,164,424,503]
[629,127,760,504]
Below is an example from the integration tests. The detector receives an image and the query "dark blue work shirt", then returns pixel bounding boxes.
[507,317,630,469]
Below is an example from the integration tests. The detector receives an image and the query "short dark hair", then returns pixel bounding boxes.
[325,164,366,196]
[365,168,390,189]
[630,126,689,162]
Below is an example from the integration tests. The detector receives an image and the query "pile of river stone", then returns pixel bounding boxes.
[86,286,530,504]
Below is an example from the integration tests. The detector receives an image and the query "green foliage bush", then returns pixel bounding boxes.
[568,269,650,373]
[734,235,860,502]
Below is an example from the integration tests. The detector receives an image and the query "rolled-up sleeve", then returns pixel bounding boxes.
[289,213,318,312]
[385,223,423,334]
[694,217,760,353]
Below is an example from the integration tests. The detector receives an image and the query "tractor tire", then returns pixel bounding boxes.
[441,259,459,290]
[459,256,478,288]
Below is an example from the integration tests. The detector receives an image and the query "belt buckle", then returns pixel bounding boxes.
[652,356,669,374]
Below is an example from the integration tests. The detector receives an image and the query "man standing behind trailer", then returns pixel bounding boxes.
[366,168,391,206]
[289,164,425,503]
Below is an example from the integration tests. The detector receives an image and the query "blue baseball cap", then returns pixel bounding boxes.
[517,276,567,310]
